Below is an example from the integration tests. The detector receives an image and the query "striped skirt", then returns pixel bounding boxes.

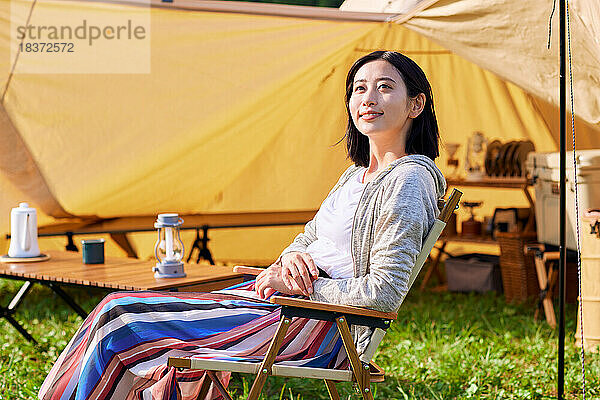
[38,281,347,400]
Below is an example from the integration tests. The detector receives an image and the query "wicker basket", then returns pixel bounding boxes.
[496,231,540,303]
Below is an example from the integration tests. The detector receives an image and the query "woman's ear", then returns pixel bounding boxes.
[409,93,426,118]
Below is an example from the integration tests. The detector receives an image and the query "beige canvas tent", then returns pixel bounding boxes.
[1,0,599,262]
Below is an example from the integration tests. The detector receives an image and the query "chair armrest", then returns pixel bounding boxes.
[233,266,266,275]
[270,296,397,320]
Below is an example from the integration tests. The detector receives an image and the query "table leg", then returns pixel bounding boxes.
[187,227,214,265]
[8,280,33,310]
[65,232,78,252]
[544,262,559,328]
[46,283,88,319]
[186,229,199,263]
[532,249,558,328]
[0,281,37,343]
[523,186,536,233]
[3,313,37,343]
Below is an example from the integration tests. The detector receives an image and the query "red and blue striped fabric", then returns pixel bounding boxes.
[39,282,347,399]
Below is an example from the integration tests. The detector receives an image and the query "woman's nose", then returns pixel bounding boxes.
[361,87,377,106]
[362,98,376,106]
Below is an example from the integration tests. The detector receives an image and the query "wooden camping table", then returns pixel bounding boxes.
[0,250,243,343]
[9,210,317,263]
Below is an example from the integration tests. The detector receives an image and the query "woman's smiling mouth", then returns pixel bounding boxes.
[360,111,383,121]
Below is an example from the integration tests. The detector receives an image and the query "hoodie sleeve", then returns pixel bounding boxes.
[309,166,439,312]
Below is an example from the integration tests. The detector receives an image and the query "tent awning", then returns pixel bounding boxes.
[1,0,599,261]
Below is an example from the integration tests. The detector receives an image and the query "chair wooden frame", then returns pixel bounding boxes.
[525,244,560,328]
[167,189,462,400]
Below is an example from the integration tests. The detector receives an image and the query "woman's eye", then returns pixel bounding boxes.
[353,84,390,92]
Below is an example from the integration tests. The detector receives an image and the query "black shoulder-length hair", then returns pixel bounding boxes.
[340,51,440,166]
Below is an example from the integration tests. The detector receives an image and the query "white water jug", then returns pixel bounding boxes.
[8,202,41,258]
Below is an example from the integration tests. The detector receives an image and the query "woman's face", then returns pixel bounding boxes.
[349,59,413,139]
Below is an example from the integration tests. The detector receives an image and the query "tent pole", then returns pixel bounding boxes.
[558,0,567,398]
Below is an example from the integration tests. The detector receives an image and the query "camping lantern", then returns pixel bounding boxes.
[153,213,186,278]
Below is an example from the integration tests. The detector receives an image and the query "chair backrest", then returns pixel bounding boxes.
[359,188,462,363]
[408,188,462,290]
[407,219,446,290]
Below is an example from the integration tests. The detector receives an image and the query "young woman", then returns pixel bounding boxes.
[39,51,446,400]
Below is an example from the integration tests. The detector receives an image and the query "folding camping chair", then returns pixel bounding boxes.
[167,189,462,400]
[525,244,560,328]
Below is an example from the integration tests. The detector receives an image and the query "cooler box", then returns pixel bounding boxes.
[445,253,502,293]
[526,150,600,250]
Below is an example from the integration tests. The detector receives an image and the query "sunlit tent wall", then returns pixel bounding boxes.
[1,0,599,262]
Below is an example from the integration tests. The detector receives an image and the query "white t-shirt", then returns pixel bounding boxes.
[305,167,367,279]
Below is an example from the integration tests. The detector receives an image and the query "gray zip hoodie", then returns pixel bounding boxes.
[277,154,446,354]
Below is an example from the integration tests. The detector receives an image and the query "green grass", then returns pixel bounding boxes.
[0,277,598,399]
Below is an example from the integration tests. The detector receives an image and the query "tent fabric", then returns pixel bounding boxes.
[0,103,74,218]
[341,0,600,127]
[1,0,599,261]
[2,1,375,218]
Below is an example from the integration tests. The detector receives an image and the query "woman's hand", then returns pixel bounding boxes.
[255,264,305,299]
[280,252,319,296]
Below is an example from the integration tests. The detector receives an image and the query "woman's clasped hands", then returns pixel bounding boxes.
[255,251,319,299]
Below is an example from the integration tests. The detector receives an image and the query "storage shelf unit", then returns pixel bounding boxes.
[420,177,535,291]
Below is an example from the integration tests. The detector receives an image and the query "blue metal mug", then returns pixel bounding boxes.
[81,239,105,264]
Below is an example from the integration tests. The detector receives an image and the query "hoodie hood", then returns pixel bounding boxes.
[332,155,447,201]
[386,154,447,199]
[359,154,446,200]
